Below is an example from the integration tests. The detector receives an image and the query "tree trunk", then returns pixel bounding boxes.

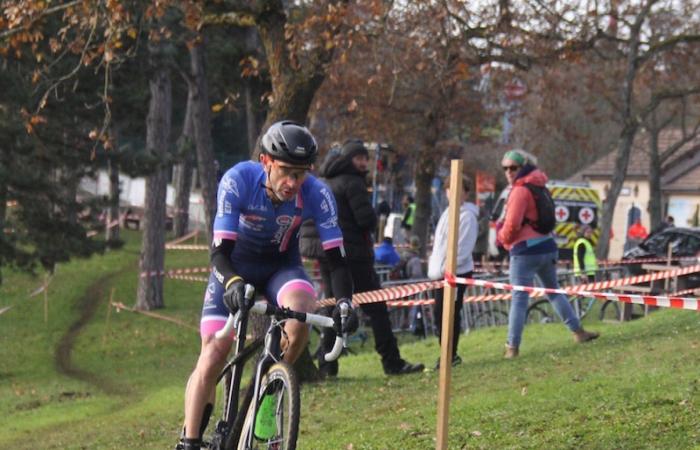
[595,7,647,259]
[189,42,218,243]
[596,124,638,259]
[136,67,172,310]
[0,181,6,285]
[244,28,259,155]
[244,81,257,155]
[412,112,440,258]
[173,90,195,238]
[414,151,436,258]
[106,155,121,243]
[648,131,663,230]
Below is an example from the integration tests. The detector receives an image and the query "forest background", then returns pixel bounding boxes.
[1,0,699,311]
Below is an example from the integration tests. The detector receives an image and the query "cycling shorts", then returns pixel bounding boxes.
[200,257,316,338]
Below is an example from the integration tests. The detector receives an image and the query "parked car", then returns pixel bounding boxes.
[623,227,700,260]
[622,227,700,291]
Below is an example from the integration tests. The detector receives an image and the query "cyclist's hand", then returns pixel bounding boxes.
[223,276,250,314]
[332,298,359,334]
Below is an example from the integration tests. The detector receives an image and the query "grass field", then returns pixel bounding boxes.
[2,230,700,449]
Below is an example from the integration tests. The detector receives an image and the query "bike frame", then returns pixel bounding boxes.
[206,299,345,450]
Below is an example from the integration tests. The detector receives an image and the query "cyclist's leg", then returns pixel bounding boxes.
[267,266,316,364]
[183,275,235,443]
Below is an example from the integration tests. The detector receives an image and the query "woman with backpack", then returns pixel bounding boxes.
[497,149,599,358]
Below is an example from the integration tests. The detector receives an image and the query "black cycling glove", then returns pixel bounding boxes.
[332,298,359,334]
[222,276,251,314]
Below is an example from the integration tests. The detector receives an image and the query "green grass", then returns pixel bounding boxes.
[2,231,700,449]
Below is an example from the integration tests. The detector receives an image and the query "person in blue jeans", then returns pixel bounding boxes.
[497,149,599,358]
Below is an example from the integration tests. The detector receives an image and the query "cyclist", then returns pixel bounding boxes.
[179,121,358,450]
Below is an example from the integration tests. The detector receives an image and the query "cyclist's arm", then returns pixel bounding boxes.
[210,165,248,289]
[210,238,240,288]
[322,246,353,300]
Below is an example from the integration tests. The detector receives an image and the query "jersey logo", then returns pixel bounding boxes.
[204,281,217,305]
[319,188,336,216]
[273,215,294,244]
[240,214,265,232]
[221,176,239,197]
[319,216,338,229]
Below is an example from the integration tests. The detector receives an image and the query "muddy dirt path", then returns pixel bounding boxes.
[54,271,130,396]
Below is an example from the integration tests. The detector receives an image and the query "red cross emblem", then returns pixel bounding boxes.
[579,207,595,224]
[555,206,569,222]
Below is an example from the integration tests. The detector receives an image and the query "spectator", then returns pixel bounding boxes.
[300,139,424,376]
[428,174,478,369]
[375,236,401,267]
[627,219,649,246]
[574,225,598,283]
[473,207,489,265]
[497,149,599,359]
[653,215,675,233]
[400,194,416,235]
[396,235,426,332]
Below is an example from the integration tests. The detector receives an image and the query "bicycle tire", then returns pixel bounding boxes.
[526,299,557,324]
[570,296,596,320]
[471,309,509,328]
[599,300,621,322]
[233,362,300,450]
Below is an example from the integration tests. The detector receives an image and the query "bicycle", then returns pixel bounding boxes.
[527,295,642,323]
[526,294,597,324]
[180,284,347,450]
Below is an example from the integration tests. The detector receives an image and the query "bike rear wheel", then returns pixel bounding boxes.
[526,299,557,324]
[234,362,300,450]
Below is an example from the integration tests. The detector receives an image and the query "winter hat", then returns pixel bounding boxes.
[502,149,538,166]
[341,139,369,159]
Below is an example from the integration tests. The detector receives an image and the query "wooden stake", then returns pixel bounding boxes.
[436,159,463,450]
[43,274,49,323]
[102,288,115,349]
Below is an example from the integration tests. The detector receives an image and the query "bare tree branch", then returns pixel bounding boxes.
[0,0,83,40]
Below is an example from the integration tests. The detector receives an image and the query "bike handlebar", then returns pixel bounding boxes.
[214,285,344,362]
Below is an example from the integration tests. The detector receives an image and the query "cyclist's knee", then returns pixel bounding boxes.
[195,339,230,380]
[279,290,315,313]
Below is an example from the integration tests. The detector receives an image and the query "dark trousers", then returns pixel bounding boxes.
[433,271,471,358]
[319,260,403,371]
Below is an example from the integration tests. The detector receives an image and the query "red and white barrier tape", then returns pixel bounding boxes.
[168,274,210,283]
[165,244,209,251]
[449,264,700,298]
[669,288,700,297]
[140,266,210,278]
[317,264,700,308]
[387,298,435,307]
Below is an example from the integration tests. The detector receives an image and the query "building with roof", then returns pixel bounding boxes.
[569,129,700,259]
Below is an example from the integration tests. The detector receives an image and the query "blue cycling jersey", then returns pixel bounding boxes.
[213,161,343,256]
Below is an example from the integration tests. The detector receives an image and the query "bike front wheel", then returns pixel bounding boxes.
[235,362,300,450]
[526,299,557,324]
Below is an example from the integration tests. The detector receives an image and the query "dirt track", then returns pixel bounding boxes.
[54,271,130,396]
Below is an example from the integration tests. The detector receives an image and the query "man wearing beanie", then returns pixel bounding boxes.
[300,139,424,376]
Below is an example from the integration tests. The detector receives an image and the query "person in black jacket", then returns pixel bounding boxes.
[300,139,424,376]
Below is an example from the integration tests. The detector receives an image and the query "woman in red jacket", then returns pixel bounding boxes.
[497,149,599,358]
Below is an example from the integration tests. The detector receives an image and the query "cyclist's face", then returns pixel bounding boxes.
[262,155,310,201]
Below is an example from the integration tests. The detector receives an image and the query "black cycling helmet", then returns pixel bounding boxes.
[261,121,318,166]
